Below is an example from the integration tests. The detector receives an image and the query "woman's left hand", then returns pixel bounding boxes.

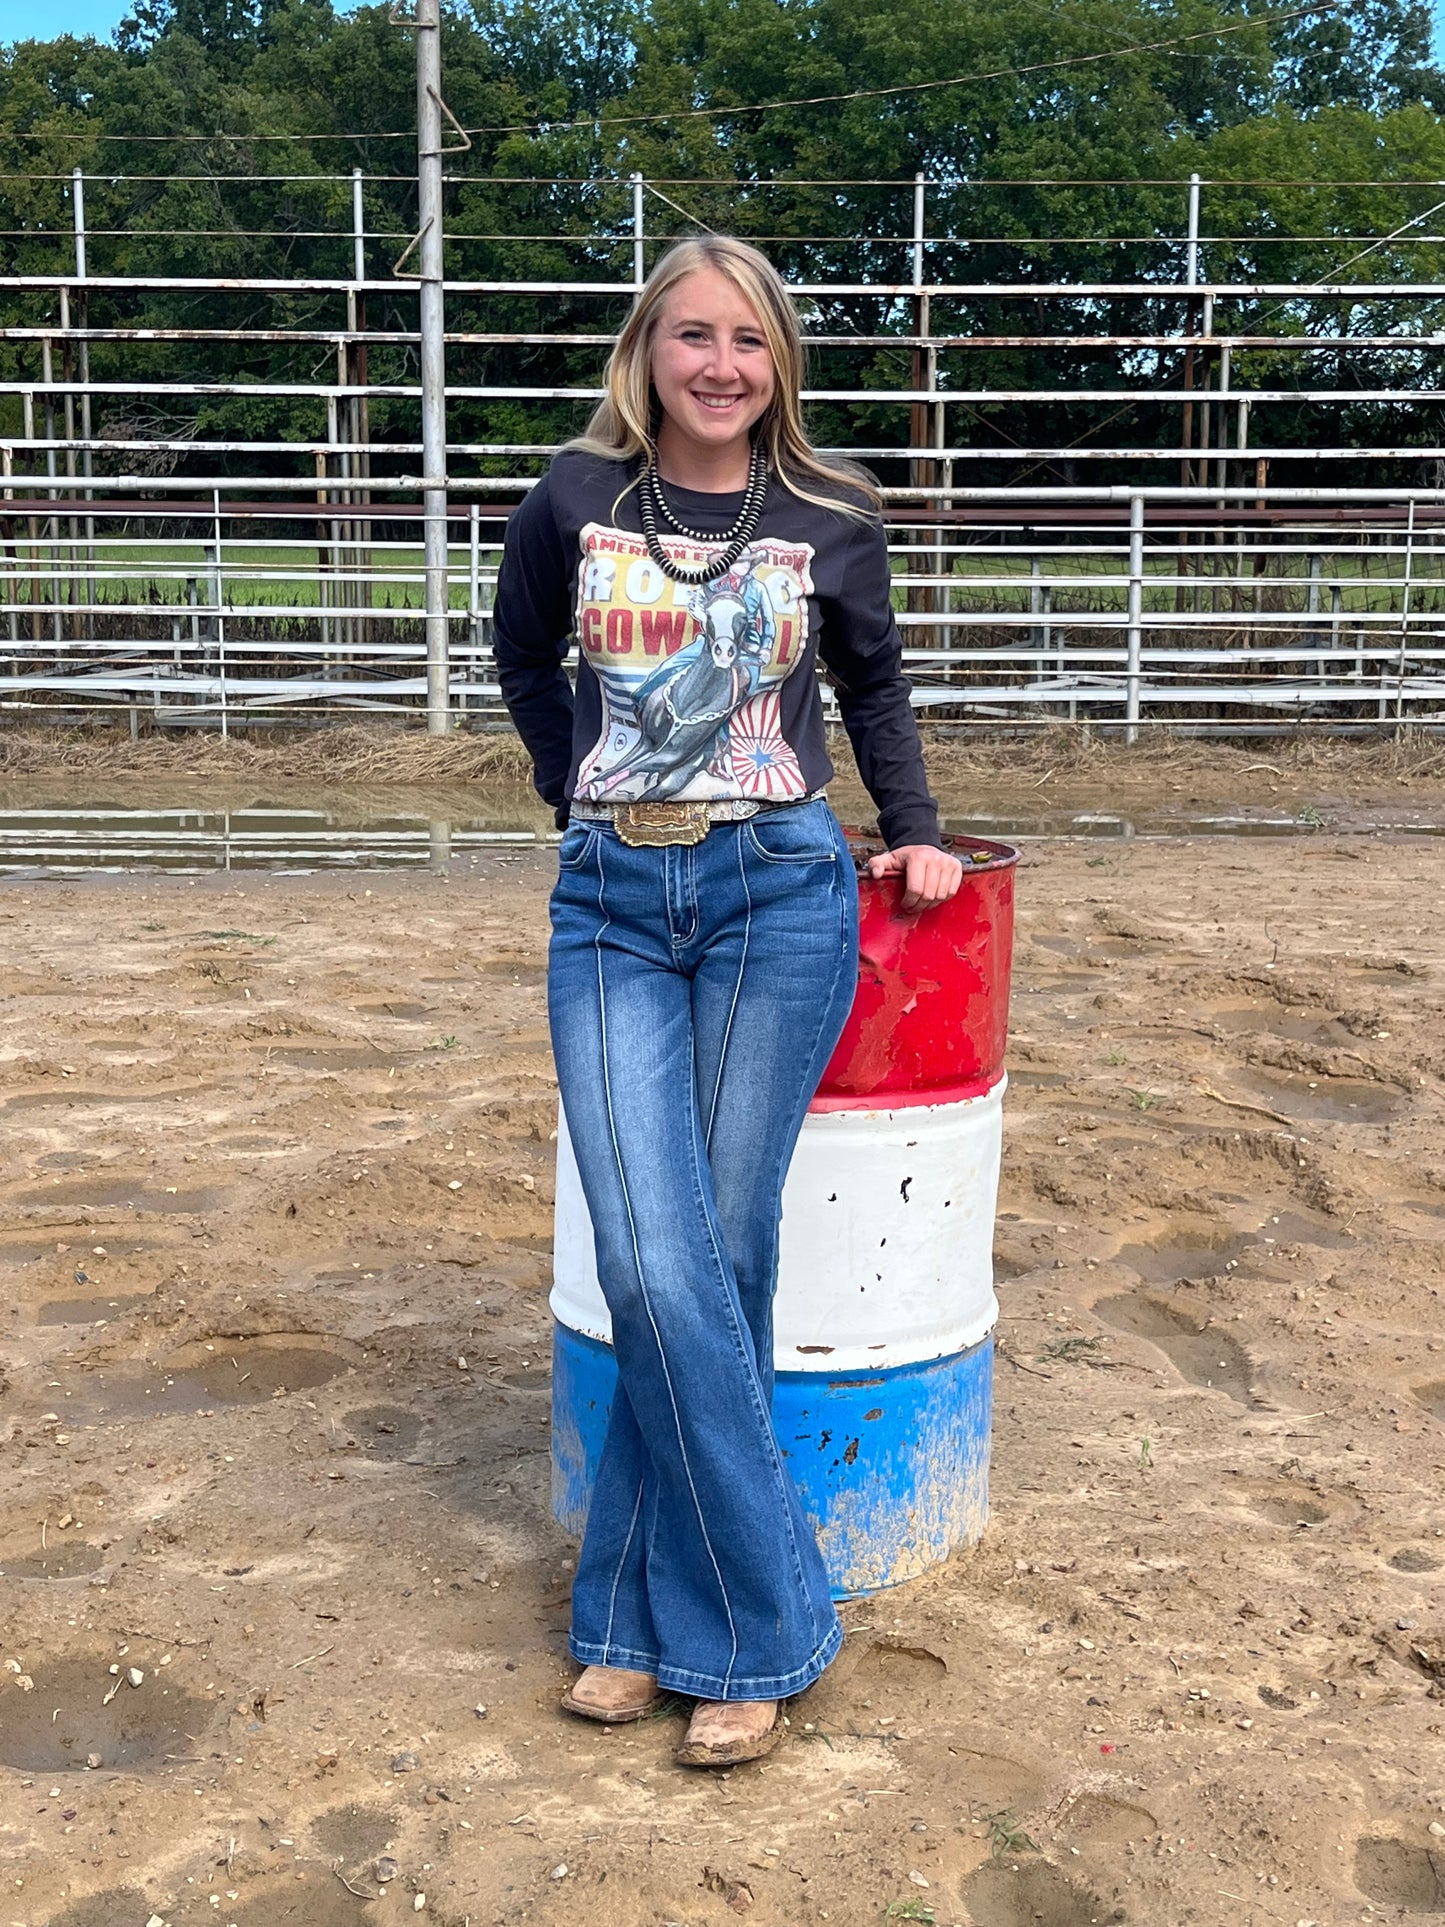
[864,844,965,913]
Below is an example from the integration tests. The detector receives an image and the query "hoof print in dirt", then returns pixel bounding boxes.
[35,1291,153,1326]
[1244,1490,1329,1528]
[311,1802,400,1866]
[0,1655,218,1774]
[1058,1794,1159,1846]
[342,1404,426,1457]
[1093,1292,1255,1404]
[0,1538,107,1580]
[1355,1837,1445,1913]
[42,1888,154,1927]
[65,1334,360,1422]
[962,1857,1123,1926]
[1390,1547,1443,1574]
[1114,1226,1251,1283]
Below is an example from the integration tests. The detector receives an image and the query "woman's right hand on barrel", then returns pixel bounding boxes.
[864,844,964,913]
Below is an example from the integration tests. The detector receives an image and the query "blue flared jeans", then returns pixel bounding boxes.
[548,799,859,1700]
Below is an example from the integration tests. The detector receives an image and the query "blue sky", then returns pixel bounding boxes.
[3,0,1444,59]
[0,0,136,39]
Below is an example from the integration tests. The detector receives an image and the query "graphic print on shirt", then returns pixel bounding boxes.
[573,523,815,802]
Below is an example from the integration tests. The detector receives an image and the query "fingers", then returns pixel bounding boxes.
[863,846,966,910]
[898,847,965,913]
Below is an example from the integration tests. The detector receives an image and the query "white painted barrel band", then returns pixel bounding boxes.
[551,1076,1004,1374]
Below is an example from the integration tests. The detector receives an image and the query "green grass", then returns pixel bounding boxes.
[5,541,494,611]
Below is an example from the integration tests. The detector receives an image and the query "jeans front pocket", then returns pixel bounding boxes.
[557,822,599,870]
[744,803,838,866]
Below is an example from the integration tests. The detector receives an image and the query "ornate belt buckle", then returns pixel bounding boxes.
[614,802,711,847]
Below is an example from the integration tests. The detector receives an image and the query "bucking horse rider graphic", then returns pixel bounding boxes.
[599,559,778,798]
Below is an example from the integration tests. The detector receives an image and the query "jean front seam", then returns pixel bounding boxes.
[682,1032,834,1682]
[593,845,741,1685]
[601,1475,645,1656]
[702,830,753,1150]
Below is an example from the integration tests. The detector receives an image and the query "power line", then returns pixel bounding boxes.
[4,0,1345,143]
[7,172,1445,189]
[466,0,1344,135]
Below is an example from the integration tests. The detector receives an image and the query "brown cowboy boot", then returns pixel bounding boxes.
[674,1698,782,1767]
[560,1665,660,1724]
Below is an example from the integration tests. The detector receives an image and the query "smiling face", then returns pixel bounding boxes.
[650,266,776,475]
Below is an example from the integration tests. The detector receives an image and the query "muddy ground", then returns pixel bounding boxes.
[3,749,1445,1927]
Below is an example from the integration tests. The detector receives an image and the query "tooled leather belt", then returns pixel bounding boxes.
[569,793,824,848]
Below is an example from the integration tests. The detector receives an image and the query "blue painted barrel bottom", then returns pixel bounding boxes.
[551,1322,993,1601]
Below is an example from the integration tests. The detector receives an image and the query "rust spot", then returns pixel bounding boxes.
[843,1438,860,1466]
[795,1344,835,1355]
[900,1176,913,1202]
[863,1408,884,1422]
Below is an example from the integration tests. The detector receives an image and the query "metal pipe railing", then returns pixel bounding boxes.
[7,169,1445,729]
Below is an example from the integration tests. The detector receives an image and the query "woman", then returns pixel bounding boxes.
[493,235,962,1768]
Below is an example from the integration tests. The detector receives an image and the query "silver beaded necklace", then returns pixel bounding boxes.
[637,441,768,585]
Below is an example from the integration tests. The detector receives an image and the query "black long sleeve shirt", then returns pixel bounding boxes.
[492,450,941,850]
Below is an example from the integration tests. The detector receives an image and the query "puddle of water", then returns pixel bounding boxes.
[1405,1199,1445,1222]
[944,809,1319,842]
[1094,1292,1255,1403]
[0,1540,106,1579]
[1252,1208,1357,1251]
[1008,1069,1070,1090]
[8,1178,226,1212]
[35,1293,150,1326]
[5,1235,160,1262]
[0,792,553,877]
[1417,1382,1445,1422]
[0,1238,59,1265]
[355,999,435,1021]
[1032,933,1132,960]
[1210,1004,1349,1046]
[0,1656,216,1772]
[1116,1228,1251,1283]
[2,1089,139,1113]
[7,783,1442,879]
[1235,1068,1404,1123]
[58,1336,355,1421]
[1354,1838,1445,1914]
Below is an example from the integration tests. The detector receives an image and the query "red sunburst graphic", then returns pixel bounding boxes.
[724,692,806,797]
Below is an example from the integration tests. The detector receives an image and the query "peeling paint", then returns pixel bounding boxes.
[813,835,1017,1109]
[554,1326,994,1598]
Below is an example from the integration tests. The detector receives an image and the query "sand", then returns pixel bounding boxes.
[3,753,1445,1927]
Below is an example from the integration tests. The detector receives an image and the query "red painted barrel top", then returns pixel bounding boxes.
[811,833,1019,1111]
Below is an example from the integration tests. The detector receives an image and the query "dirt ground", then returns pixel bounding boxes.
[4,746,1445,1927]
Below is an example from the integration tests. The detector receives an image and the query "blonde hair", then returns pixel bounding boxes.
[569,234,880,518]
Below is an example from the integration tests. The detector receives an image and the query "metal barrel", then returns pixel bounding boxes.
[550,832,1019,1597]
